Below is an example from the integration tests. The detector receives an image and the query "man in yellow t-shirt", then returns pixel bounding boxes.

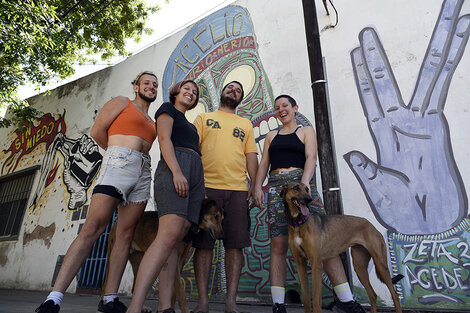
[192,81,258,313]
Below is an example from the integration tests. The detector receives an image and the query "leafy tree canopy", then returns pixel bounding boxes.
[0,0,160,128]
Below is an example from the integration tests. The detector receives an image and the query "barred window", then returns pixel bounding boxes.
[0,168,37,240]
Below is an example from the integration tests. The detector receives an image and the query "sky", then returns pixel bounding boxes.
[18,0,236,100]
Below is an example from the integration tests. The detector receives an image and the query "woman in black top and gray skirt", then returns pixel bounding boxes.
[253,95,365,313]
[127,80,204,313]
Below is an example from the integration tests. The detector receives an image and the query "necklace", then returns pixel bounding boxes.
[132,101,152,121]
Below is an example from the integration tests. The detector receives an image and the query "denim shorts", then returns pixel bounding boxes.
[192,188,251,250]
[93,146,151,205]
[154,147,205,224]
[267,168,325,238]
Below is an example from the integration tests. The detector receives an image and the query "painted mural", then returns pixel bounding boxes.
[2,112,102,212]
[162,4,334,303]
[345,0,470,309]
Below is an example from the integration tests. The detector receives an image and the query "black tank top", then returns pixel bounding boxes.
[268,127,306,171]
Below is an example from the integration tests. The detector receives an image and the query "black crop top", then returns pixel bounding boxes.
[268,127,305,171]
[155,102,201,155]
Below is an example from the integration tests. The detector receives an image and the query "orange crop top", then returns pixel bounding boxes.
[107,98,157,144]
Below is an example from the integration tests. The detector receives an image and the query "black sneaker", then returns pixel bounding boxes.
[272,303,287,313]
[97,297,127,313]
[35,300,60,313]
[161,309,175,313]
[332,299,366,313]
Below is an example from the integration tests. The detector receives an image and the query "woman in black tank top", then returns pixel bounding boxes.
[254,94,318,198]
[253,95,364,312]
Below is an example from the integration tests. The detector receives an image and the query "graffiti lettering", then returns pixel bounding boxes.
[390,223,470,306]
[171,10,248,84]
[406,265,468,292]
[2,112,66,174]
[403,239,463,265]
[187,36,255,80]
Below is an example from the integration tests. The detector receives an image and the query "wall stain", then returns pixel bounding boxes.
[0,245,10,267]
[23,223,56,248]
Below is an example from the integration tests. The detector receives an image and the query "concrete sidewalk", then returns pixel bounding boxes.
[0,289,337,313]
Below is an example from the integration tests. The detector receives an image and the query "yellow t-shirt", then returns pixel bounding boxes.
[194,110,258,191]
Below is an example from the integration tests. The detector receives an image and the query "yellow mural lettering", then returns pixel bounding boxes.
[205,53,213,67]
[47,122,54,135]
[223,42,230,53]
[181,42,199,64]
[231,39,239,50]
[193,26,210,53]
[232,12,244,36]
[188,64,203,80]
[217,45,224,58]
[224,12,231,37]
[35,131,41,146]
[209,23,225,44]
[15,138,21,151]
[172,58,193,85]
[26,137,33,150]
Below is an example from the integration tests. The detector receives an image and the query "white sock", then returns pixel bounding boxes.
[271,286,285,304]
[46,291,63,306]
[103,293,118,304]
[334,282,354,302]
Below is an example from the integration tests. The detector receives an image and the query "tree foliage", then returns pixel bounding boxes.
[0,0,160,128]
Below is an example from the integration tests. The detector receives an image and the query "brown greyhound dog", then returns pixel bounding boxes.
[102,199,224,313]
[281,181,402,313]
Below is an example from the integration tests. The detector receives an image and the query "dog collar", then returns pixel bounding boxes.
[289,213,309,227]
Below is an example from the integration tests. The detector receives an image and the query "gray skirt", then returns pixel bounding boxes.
[154,147,205,224]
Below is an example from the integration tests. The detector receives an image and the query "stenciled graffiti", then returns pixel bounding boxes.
[345,0,469,309]
[32,133,102,211]
[2,112,66,175]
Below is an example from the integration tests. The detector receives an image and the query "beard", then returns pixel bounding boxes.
[220,93,241,110]
[138,89,156,103]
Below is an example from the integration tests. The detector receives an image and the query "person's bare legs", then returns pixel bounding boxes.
[103,201,147,295]
[323,256,348,286]
[126,214,190,313]
[52,193,120,293]
[157,247,178,312]
[324,255,357,305]
[270,236,288,306]
[269,236,288,287]
[224,248,244,313]
[192,248,212,313]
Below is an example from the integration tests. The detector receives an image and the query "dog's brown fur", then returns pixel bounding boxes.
[102,199,223,313]
[281,182,402,313]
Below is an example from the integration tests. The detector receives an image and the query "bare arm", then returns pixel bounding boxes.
[301,126,318,194]
[157,113,188,197]
[253,131,274,208]
[246,152,259,201]
[90,96,128,149]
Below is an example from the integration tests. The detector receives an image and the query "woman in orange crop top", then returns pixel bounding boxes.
[36,71,159,313]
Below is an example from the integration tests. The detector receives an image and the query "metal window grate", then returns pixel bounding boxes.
[0,170,36,240]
